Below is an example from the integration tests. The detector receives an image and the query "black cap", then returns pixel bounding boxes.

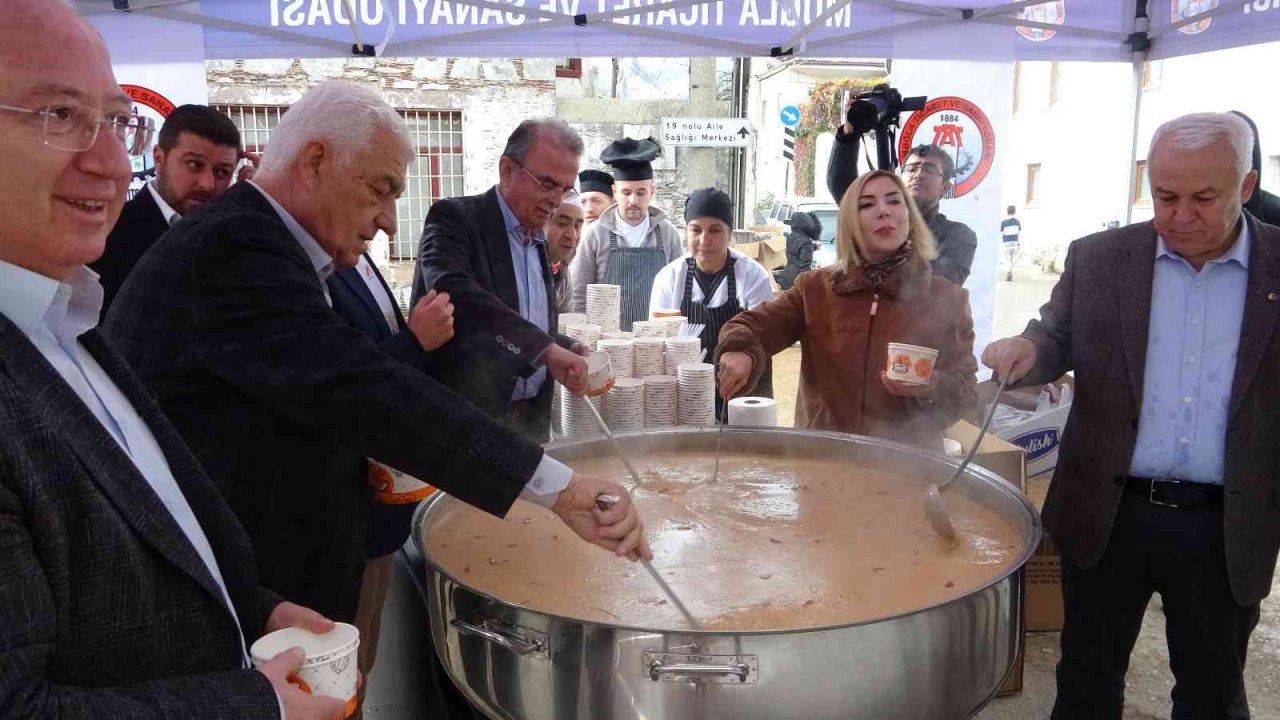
[600,137,661,181]
[684,187,734,229]
[578,169,614,196]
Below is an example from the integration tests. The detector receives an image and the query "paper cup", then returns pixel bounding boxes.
[651,308,683,319]
[251,622,360,718]
[585,351,615,396]
[368,460,437,505]
[943,438,963,457]
[885,342,940,385]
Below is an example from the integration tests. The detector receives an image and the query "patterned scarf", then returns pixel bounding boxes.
[857,240,914,290]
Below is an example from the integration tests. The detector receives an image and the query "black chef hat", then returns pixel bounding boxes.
[578,169,614,196]
[600,137,662,181]
[684,187,734,229]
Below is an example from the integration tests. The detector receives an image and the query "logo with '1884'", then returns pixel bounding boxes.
[897,96,996,199]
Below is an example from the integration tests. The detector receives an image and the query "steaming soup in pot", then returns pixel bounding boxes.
[423,451,1023,631]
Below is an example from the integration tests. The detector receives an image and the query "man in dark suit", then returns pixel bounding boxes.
[104,81,648,630]
[985,112,1280,719]
[0,3,345,717]
[91,104,242,312]
[411,118,591,442]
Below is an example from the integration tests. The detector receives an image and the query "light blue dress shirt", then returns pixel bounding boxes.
[0,260,250,664]
[494,187,551,402]
[1128,224,1250,485]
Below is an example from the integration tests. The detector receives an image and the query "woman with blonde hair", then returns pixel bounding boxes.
[716,170,976,449]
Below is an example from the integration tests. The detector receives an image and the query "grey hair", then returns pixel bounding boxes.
[501,118,584,164]
[258,80,413,177]
[906,144,955,180]
[1149,112,1253,181]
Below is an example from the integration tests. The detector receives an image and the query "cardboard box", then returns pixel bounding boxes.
[1024,472,1064,632]
[946,420,1026,492]
[733,236,787,271]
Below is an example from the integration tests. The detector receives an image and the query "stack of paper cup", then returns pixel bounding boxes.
[251,623,361,718]
[597,338,634,378]
[586,284,622,333]
[677,362,717,426]
[664,336,703,375]
[601,331,634,341]
[727,396,778,426]
[550,381,562,437]
[563,322,602,351]
[632,337,667,377]
[558,312,587,329]
[642,375,678,427]
[604,378,646,433]
[658,316,688,337]
[559,384,603,438]
[631,320,663,338]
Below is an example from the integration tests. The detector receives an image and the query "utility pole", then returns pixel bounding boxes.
[687,57,719,191]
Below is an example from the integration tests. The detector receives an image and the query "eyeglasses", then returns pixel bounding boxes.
[901,162,945,179]
[510,158,578,201]
[0,103,155,156]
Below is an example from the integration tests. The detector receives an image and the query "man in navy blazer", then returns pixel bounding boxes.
[104,81,649,631]
[0,3,345,717]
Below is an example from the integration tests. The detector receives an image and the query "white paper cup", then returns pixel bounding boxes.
[585,351,615,396]
[943,438,963,457]
[250,622,360,718]
[885,342,940,386]
[367,460,436,505]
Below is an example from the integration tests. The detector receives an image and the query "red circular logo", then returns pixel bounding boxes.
[898,96,996,199]
[119,84,177,184]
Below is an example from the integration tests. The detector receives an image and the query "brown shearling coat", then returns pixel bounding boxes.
[716,254,977,450]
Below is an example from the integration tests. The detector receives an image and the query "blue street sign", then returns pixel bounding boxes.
[780,105,800,127]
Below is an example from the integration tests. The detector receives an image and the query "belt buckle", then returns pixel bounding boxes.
[1148,477,1182,508]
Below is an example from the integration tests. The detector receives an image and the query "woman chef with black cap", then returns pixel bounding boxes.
[650,187,775,416]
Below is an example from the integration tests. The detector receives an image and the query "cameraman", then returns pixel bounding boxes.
[827,123,978,287]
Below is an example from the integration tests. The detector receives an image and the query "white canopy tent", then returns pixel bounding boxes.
[76,1,1280,62]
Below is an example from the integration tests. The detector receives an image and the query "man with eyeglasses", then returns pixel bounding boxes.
[412,118,596,442]
[0,2,351,718]
[91,104,244,313]
[828,136,979,286]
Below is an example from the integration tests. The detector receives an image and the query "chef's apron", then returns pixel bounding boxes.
[679,256,773,420]
[603,232,668,331]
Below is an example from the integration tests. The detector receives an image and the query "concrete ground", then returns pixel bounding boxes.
[366,258,1279,718]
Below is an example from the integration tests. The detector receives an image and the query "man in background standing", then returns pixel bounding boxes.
[570,137,683,328]
[578,168,614,225]
[92,104,242,311]
[1001,204,1022,281]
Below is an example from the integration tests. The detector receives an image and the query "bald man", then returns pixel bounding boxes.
[0,2,344,718]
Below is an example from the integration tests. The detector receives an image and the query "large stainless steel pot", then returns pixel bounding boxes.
[411,428,1041,720]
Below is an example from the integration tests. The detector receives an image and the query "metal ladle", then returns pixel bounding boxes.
[925,375,1009,543]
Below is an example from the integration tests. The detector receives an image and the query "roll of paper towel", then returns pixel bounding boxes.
[727,397,778,426]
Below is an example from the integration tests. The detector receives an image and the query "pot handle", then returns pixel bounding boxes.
[649,661,751,682]
[451,619,546,656]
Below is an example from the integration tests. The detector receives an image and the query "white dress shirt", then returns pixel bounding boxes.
[0,260,250,666]
[146,181,180,225]
[355,256,399,334]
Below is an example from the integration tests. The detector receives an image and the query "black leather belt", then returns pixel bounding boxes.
[1125,476,1224,509]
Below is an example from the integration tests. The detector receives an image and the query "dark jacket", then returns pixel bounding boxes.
[1232,111,1280,226]
[0,319,282,718]
[410,188,574,442]
[327,259,432,559]
[103,182,544,622]
[1019,213,1280,605]
[778,211,819,291]
[718,254,977,451]
[91,187,169,314]
[826,127,978,286]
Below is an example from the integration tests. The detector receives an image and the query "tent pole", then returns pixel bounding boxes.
[1123,1,1150,227]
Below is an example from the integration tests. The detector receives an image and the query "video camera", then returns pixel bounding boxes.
[845,84,927,171]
